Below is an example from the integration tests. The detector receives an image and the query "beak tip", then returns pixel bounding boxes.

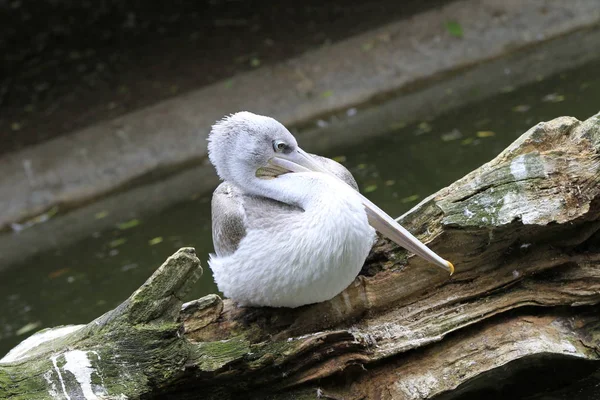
[446,261,455,275]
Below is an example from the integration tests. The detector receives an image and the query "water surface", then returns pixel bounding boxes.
[1,59,599,359]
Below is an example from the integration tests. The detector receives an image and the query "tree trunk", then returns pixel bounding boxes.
[1,113,599,400]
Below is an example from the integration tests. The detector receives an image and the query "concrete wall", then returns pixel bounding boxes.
[1,0,600,267]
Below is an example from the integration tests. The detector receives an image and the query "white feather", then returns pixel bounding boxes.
[209,172,375,308]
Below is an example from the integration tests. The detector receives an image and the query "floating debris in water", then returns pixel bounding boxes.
[321,90,333,98]
[512,105,531,113]
[11,122,22,131]
[346,108,357,117]
[461,137,475,146]
[441,129,462,141]
[401,194,420,203]
[364,184,378,193]
[356,163,368,170]
[149,237,164,246]
[476,130,496,138]
[121,263,139,272]
[415,121,432,135]
[250,57,261,68]
[109,238,127,248]
[16,322,42,336]
[445,21,463,38]
[384,180,395,186]
[117,219,141,230]
[542,93,565,103]
[332,155,347,163]
[316,119,328,128]
[48,268,71,279]
[10,207,59,233]
[95,211,109,219]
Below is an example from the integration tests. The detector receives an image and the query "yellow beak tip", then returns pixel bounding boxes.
[447,261,455,275]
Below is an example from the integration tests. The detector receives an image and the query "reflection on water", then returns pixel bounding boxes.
[1,59,600,359]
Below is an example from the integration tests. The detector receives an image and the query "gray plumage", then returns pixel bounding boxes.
[211,154,358,257]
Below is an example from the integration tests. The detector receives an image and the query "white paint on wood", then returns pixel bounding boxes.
[51,354,70,400]
[63,350,99,400]
[0,325,84,364]
[43,370,59,398]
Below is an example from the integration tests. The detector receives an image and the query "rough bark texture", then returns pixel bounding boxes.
[1,113,599,399]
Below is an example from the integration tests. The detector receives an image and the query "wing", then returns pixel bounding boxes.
[211,182,302,257]
[211,182,248,257]
[310,154,359,190]
[210,154,358,256]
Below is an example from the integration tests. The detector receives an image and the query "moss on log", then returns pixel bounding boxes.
[1,113,599,399]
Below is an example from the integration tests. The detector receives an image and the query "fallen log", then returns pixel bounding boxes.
[1,113,599,399]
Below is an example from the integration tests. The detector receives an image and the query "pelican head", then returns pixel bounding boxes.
[208,111,454,274]
[208,112,300,183]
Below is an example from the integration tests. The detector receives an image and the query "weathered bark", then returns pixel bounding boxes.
[1,113,599,400]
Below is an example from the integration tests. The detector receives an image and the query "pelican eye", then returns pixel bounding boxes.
[273,140,288,153]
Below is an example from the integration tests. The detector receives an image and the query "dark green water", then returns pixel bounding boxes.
[1,59,599,367]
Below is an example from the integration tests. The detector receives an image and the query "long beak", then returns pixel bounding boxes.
[270,148,454,275]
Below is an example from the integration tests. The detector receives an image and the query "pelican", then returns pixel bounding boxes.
[208,112,453,308]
